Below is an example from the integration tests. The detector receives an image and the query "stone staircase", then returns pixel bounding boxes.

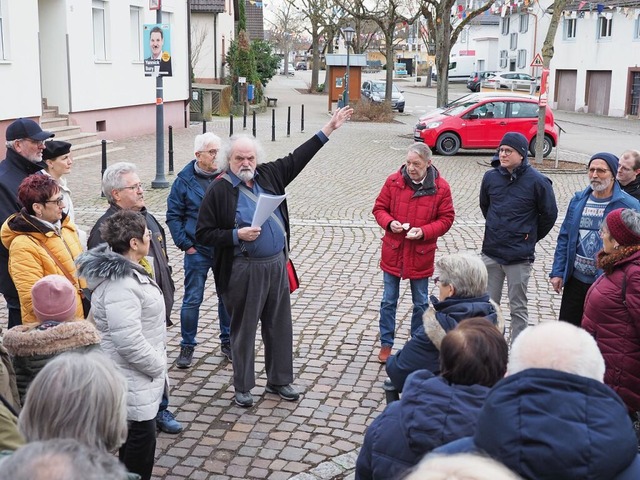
[40,105,125,159]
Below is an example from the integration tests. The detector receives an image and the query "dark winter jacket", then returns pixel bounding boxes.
[87,204,175,326]
[386,294,502,392]
[621,176,640,201]
[582,249,640,413]
[166,160,220,257]
[3,321,101,402]
[435,368,640,480]
[196,134,325,294]
[0,148,45,296]
[355,370,491,480]
[372,166,454,279]
[480,157,558,265]
[551,184,640,282]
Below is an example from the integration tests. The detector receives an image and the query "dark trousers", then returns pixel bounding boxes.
[221,252,293,392]
[3,294,21,329]
[559,276,593,326]
[119,418,156,480]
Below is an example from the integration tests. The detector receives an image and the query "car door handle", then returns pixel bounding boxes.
[499,121,507,125]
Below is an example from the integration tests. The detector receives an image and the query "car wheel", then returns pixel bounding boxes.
[436,133,461,156]
[529,135,554,158]
[398,108,404,113]
[474,85,481,92]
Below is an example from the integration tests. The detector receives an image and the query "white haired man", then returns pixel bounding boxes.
[433,321,640,479]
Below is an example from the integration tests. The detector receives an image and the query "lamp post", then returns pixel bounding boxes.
[342,26,355,106]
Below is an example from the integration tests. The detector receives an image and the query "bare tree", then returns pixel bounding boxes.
[266,1,305,76]
[190,23,209,80]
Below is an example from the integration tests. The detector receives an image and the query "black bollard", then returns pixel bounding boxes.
[252,110,257,137]
[100,140,107,197]
[243,102,247,130]
[287,106,291,137]
[202,119,206,134]
[271,109,276,142]
[230,114,234,137]
[301,105,304,132]
[168,125,174,174]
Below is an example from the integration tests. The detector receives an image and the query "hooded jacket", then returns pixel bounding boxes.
[621,176,640,201]
[355,370,490,480]
[386,294,503,391]
[0,210,85,324]
[3,321,101,402]
[480,156,558,265]
[582,249,640,413]
[373,165,455,279]
[76,245,166,422]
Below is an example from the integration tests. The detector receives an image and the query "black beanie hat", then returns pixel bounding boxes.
[500,132,529,160]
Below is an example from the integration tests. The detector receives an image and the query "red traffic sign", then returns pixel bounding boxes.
[530,53,544,67]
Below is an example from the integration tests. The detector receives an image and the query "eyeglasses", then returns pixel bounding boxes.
[144,230,152,239]
[43,196,65,207]
[588,167,610,175]
[498,148,515,156]
[119,183,144,191]
[199,149,219,157]
[599,227,608,238]
[21,138,46,147]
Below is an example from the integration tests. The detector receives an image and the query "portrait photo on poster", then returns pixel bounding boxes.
[149,0,161,10]
[143,23,172,77]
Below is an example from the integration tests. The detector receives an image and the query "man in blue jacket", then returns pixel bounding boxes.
[480,132,558,343]
[166,132,231,369]
[550,152,640,325]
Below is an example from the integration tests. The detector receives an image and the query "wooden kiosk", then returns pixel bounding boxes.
[325,54,367,111]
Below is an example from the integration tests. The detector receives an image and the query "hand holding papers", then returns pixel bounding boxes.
[251,193,287,227]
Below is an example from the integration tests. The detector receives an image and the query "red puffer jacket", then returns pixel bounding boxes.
[582,249,640,413]
[373,166,454,280]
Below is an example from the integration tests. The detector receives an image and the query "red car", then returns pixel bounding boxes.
[414,95,558,157]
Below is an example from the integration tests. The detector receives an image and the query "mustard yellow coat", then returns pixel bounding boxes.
[1,210,85,324]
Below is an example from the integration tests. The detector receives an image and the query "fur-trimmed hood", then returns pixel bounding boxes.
[423,294,504,350]
[75,244,149,290]
[3,321,101,357]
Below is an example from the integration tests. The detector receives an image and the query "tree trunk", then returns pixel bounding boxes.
[434,11,452,107]
[385,36,394,101]
[311,25,320,92]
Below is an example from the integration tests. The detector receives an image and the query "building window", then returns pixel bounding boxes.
[519,14,529,33]
[517,49,527,68]
[499,50,508,69]
[510,32,518,50]
[597,16,612,39]
[564,18,577,39]
[130,6,143,61]
[501,17,510,35]
[92,0,107,60]
[0,0,6,60]
[634,16,640,39]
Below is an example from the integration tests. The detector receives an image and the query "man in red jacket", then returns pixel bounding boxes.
[372,143,455,363]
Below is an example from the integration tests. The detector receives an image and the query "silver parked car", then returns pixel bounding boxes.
[361,80,405,113]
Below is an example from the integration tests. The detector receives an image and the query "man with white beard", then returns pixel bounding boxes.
[550,153,640,326]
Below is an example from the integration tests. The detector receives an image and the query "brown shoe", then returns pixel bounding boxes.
[378,345,392,364]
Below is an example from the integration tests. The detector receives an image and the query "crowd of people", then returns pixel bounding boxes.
[0,113,639,479]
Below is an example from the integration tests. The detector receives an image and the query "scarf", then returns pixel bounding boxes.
[596,245,640,275]
[401,165,437,198]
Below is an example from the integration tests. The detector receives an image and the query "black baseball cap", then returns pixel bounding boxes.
[6,118,54,142]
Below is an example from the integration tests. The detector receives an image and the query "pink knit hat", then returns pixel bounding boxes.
[31,275,77,322]
[606,208,640,246]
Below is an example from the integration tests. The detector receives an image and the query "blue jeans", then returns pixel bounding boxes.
[180,250,230,347]
[379,272,429,347]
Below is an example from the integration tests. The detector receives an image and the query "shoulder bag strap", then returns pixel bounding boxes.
[26,235,80,289]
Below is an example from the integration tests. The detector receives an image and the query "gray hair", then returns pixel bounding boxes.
[621,150,640,171]
[508,321,605,382]
[5,140,17,151]
[405,453,522,480]
[194,132,222,156]
[218,133,266,172]
[101,161,137,203]
[407,143,433,163]
[19,351,128,451]
[435,253,488,298]
[0,439,128,480]
[616,208,640,237]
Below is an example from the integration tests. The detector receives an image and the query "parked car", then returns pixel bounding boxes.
[279,63,295,75]
[483,72,539,92]
[295,62,307,71]
[420,92,533,122]
[361,80,405,113]
[467,70,497,92]
[414,95,557,157]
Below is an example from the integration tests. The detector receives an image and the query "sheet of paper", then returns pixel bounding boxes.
[251,193,287,227]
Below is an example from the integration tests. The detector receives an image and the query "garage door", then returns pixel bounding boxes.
[586,71,611,115]
[556,70,577,111]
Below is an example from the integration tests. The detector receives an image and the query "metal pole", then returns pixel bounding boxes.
[168,125,174,174]
[100,139,107,197]
[287,106,291,137]
[243,102,247,130]
[202,119,206,134]
[151,9,169,188]
[271,109,276,141]
[301,104,304,132]
[229,114,234,137]
[345,42,351,106]
[252,110,257,137]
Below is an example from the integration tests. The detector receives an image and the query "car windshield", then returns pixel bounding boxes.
[371,83,400,93]
[443,100,481,116]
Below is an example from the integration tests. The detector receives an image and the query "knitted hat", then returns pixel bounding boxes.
[31,275,77,322]
[500,132,528,160]
[589,152,618,175]
[42,140,72,161]
[606,208,640,246]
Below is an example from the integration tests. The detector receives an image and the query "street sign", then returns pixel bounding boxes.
[530,53,544,67]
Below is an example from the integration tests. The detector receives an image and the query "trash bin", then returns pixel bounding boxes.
[247,84,255,102]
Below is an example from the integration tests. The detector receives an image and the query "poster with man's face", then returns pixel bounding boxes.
[144,23,172,77]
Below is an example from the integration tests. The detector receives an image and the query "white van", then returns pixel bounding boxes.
[448,56,476,82]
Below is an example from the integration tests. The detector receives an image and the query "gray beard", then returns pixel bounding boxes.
[237,170,255,183]
[591,177,612,192]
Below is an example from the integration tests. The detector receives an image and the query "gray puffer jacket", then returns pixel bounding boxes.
[76,245,166,422]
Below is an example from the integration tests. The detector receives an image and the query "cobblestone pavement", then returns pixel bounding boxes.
[0,73,613,479]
